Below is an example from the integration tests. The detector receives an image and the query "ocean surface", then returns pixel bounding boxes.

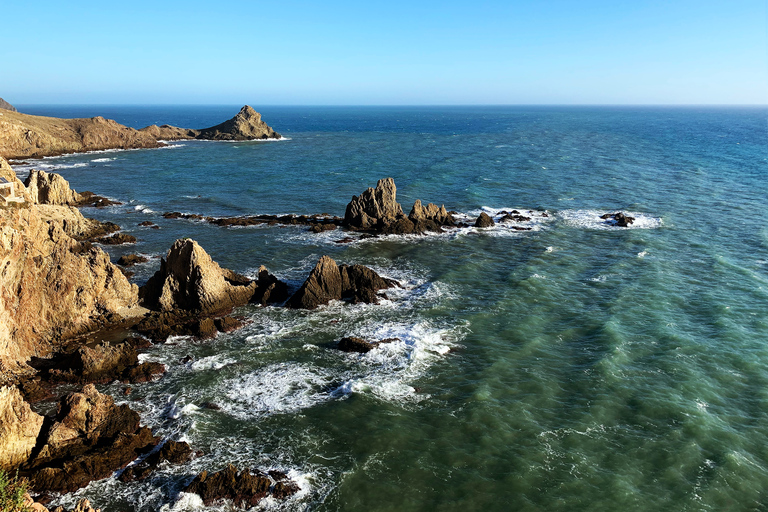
[12,105,768,511]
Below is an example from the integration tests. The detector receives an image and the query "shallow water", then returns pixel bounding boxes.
[14,105,768,511]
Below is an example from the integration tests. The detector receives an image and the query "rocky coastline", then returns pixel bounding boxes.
[0,104,642,510]
[0,105,280,160]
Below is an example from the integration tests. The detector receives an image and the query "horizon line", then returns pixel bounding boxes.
[13,103,768,108]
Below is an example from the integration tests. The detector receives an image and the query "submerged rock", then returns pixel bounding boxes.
[24,384,160,493]
[337,336,399,353]
[117,254,148,267]
[184,464,298,507]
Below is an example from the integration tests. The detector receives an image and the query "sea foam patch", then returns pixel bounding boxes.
[558,209,662,230]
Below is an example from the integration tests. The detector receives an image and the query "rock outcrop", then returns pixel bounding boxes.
[0,98,16,112]
[140,239,257,314]
[0,176,141,374]
[23,384,161,493]
[474,212,494,228]
[140,105,280,141]
[0,386,44,470]
[184,464,297,507]
[287,256,398,309]
[344,178,456,235]
[337,336,399,353]
[24,170,82,205]
[600,212,635,227]
[344,178,404,230]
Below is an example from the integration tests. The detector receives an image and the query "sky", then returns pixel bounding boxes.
[1,0,765,105]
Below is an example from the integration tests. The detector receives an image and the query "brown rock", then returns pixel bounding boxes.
[117,254,148,267]
[474,212,495,228]
[94,232,136,245]
[24,170,83,205]
[286,255,343,309]
[344,178,404,230]
[0,98,17,112]
[140,106,280,141]
[0,386,44,470]
[184,464,296,507]
[339,264,399,304]
[139,239,257,314]
[250,266,289,306]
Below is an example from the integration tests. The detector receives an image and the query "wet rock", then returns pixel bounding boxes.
[139,239,257,314]
[344,178,404,230]
[137,221,155,227]
[94,232,136,245]
[500,213,531,222]
[135,310,245,342]
[214,316,245,333]
[287,256,397,309]
[379,216,418,235]
[600,212,635,227]
[117,254,148,267]
[287,256,342,309]
[0,386,44,470]
[337,337,399,353]
[121,362,165,383]
[474,212,495,228]
[339,264,399,304]
[250,266,290,306]
[184,464,297,507]
[310,222,336,233]
[409,199,454,227]
[118,439,193,483]
[24,384,161,493]
[74,192,122,208]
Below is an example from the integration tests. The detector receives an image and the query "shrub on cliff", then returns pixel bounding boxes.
[0,469,29,512]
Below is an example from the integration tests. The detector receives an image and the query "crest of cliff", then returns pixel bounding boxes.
[140,105,280,141]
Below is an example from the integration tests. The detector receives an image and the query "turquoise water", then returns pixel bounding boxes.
[15,106,768,511]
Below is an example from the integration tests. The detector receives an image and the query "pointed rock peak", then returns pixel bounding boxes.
[237,105,260,119]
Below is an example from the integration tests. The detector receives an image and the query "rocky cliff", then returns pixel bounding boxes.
[140,105,280,141]
[0,159,140,377]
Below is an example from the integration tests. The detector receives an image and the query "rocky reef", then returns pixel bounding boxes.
[343,178,456,235]
[0,105,280,159]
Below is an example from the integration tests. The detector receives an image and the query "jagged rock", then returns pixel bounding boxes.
[140,106,280,141]
[94,232,136,245]
[118,439,194,483]
[139,239,257,314]
[251,266,290,306]
[0,165,141,371]
[344,178,404,230]
[184,464,297,507]
[409,199,454,226]
[117,254,148,267]
[24,170,82,205]
[0,98,17,112]
[600,212,635,227]
[339,264,399,304]
[24,384,160,493]
[500,213,531,222]
[337,336,399,353]
[0,386,44,470]
[135,310,247,342]
[474,212,495,228]
[287,256,397,309]
[35,204,120,241]
[196,106,281,140]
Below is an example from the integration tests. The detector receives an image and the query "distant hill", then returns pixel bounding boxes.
[0,98,17,112]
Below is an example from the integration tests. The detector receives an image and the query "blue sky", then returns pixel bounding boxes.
[1,0,765,105]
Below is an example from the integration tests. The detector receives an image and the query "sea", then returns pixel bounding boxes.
[12,105,768,511]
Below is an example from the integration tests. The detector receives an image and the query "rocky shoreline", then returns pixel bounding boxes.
[0,104,644,510]
[0,105,280,160]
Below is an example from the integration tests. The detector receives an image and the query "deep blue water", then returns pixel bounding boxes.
[13,105,768,511]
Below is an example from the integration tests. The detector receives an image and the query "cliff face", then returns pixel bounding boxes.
[0,160,140,375]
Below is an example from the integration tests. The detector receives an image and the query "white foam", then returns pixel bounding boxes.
[558,209,662,230]
[133,204,156,214]
[160,492,204,511]
[91,157,116,162]
[638,251,648,258]
[190,355,236,371]
[220,362,334,419]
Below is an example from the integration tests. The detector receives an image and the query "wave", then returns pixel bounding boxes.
[558,209,662,230]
